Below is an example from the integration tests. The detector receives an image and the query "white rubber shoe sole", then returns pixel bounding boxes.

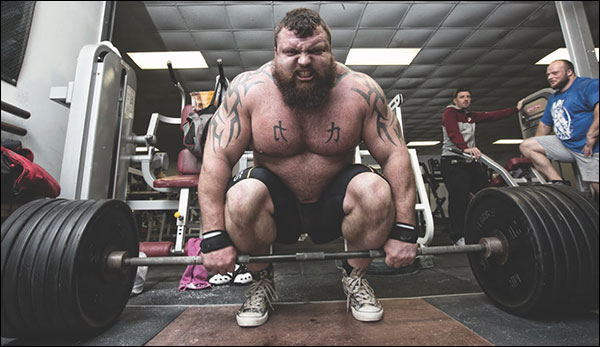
[351,306,384,322]
[236,311,269,327]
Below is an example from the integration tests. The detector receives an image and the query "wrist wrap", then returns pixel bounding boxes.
[388,222,418,244]
[200,230,233,253]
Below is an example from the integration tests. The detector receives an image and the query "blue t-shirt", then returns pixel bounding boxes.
[541,77,599,154]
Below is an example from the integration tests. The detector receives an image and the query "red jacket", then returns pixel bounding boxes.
[441,105,517,156]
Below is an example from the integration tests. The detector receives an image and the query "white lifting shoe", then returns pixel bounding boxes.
[342,266,383,322]
[236,265,277,327]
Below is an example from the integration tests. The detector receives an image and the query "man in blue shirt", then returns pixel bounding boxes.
[520,59,599,193]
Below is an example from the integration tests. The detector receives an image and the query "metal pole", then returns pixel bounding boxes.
[555,1,599,78]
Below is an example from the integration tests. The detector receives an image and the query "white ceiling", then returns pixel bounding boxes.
[112,1,599,158]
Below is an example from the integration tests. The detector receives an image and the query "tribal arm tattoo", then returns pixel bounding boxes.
[209,70,265,153]
[351,76,403,146]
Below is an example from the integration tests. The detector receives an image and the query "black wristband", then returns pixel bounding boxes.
[389,222,418,244]
[200,230,233,253]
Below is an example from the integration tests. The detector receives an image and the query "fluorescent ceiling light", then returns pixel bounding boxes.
[127,51,208,70]
[493,139,524,145]
[345,48,420,65]
[407,141,440,147]
[536,48,599,65]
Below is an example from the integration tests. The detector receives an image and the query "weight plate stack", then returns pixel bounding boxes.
[537,184,599,311]
[512,186,573,312]
[465,187,555,316]
[1,198,139,338]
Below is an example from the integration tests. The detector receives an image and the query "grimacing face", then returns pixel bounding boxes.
[272,26,337,109]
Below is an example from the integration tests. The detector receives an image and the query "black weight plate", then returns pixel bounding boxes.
[535,186,594,310]
[538,185,599,309]
[465,187,554,316]
[1,198,56,337]
[514,187,571,309]
[44,200,100,335]
[59,199,138,336]
[1,199,65,337]
[17,199,71,332]
[29,200,89,334]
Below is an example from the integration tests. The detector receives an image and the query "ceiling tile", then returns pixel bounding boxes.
[227,4,273,29]
[273,3,320,25]
[179,5,231,30]
[401,65,437,78]
[234,31,274,50]
[481,3,543,28]
[411,48,453,64]
[202,51,242,67]
[191,31,236,51]
[157,32,195,51]
[390,29,435,48]
[441,3,498,27]
[145,6,187,31]
[401,3,455,28]
[330,30,355,49]
[351,30,396,48]
[476,48,521,64]
[443,48,488,64]
[360,3,410,28]
[319,3,364,28]
[240,51,273,67]
[461,29,510,48]
[372,66,405,78]
[426,29,473,47]
[495,29,554,49]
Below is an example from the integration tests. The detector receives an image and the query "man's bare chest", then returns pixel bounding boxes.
[250,103,363,157]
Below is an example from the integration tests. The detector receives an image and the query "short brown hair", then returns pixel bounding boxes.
[553,59,575,74]
[274,8,331,49]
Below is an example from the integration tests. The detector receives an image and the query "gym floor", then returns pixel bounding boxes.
[2,219,598,346]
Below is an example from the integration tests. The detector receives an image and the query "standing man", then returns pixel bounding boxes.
[520,60,599,193]
[198,8,418,327]
[441,89,524,246]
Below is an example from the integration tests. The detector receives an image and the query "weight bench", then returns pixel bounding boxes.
[488,157,547,187]
[128,105,203,255]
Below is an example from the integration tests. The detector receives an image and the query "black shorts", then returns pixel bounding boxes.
[226,164,385,244]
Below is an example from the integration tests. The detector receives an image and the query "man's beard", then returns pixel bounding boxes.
[551,75,569,91]
[272,59,337,110]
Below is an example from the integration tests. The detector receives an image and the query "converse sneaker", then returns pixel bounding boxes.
[236,265,277,327]
[342,266,383,322]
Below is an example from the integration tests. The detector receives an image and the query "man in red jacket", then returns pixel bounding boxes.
[441,88,524,245]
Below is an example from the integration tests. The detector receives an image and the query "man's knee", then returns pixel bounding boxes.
[344,173,394,219]
[226,179,274,220]
[520,138,538,157]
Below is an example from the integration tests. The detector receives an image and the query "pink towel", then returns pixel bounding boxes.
[178,238,212,291]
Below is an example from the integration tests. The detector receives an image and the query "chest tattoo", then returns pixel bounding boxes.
[273,120,288,142]
[326,122,341,143]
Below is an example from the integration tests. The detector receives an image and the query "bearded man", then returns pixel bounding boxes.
[520,59,599,193]
[198,8,417,327]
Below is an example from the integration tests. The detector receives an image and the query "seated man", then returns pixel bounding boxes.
[520,60,599,193]
[198,8,418,327]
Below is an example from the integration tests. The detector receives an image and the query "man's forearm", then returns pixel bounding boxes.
[587,104,599,140]
[198,159,232,232]
[382,152,416,225]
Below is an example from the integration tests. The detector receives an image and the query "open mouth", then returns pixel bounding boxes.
[296,70,314,81]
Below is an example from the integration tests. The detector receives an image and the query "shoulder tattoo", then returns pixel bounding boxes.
[208,70,267,152]
[350,75,403,146]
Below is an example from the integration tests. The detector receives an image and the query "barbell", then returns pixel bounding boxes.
[1,184,598,338]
